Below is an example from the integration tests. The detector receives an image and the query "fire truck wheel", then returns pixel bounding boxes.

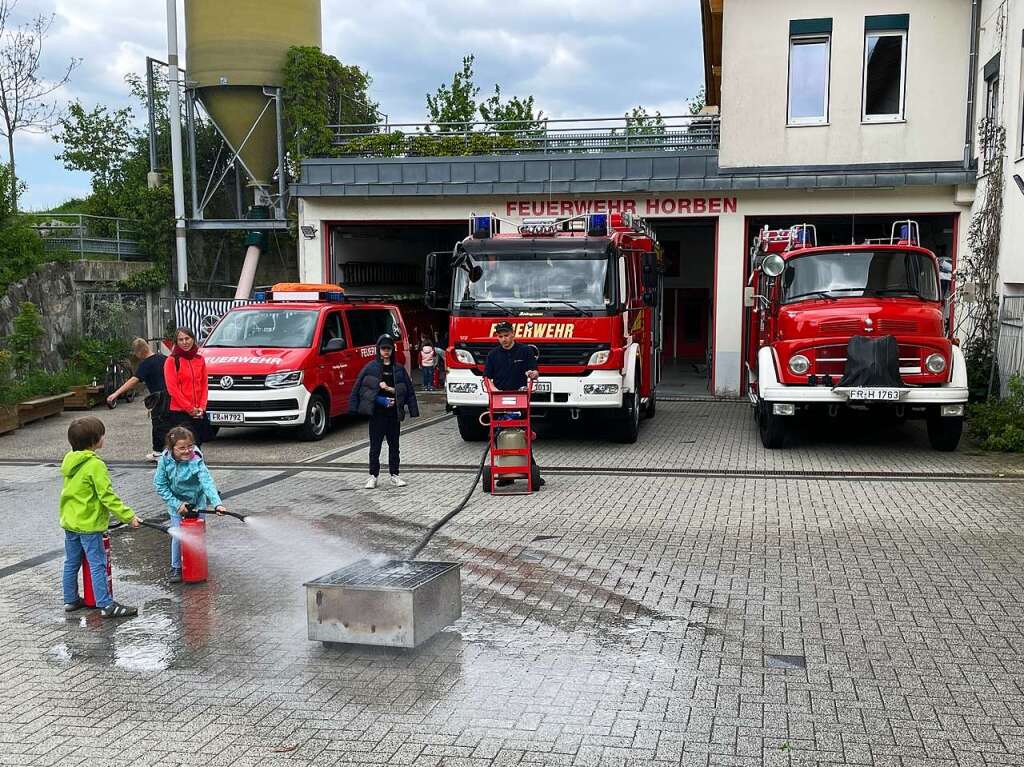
[481,465,492,494]
[456,409,487,441]
[643,390,657,419]
[758,404,786,449]
[926,412,963,452]
[613,390,640,443]
[298,393,329,441]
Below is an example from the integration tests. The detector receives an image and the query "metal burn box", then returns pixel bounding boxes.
[304,560,461,648]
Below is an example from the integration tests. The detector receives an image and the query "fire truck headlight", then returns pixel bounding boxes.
[265,370,303,388]
[584,384,619,395]
[925,353,947,373]
[448,382,478,394]
[587,350,611,366]
[454,349,475,365]
[788,355,810,375]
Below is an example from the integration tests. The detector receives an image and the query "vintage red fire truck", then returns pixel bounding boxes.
[745,221,968,451]
[199,283,409,441]
[426,212,662,443]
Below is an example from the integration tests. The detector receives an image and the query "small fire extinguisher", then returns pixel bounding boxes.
[81,533,113,608]
[180,513,208,583]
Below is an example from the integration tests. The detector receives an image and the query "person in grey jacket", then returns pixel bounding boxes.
[348,335,419,488]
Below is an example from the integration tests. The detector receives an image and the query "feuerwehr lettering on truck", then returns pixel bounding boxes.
[204,355,284,365]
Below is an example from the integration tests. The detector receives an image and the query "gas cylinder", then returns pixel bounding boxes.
[81,533,113,608]
[180,516,208,583]
[495,428,529,477]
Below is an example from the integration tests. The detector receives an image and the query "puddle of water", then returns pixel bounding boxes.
[113,610,177,672]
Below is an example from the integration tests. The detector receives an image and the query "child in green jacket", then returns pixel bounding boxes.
[60,417,140,618]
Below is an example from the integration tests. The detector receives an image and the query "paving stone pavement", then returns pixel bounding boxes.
[1,406,1023,766]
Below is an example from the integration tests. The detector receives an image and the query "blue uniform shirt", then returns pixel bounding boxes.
[483,342,538,391]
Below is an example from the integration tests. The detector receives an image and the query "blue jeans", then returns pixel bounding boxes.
[168,510,182,569]
[421,366,434,389]
[62,531,111,608]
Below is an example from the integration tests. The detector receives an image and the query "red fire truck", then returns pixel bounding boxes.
[745,221,968,451]
[426,212,662,443]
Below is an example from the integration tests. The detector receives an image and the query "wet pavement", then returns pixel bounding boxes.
[2,402,1024,766]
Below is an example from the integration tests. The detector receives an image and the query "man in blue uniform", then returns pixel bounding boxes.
[483,321,539,391]
[483,321,544,488]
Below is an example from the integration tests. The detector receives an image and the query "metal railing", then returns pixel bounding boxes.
[327,114,721,157]
[31,213,146,260]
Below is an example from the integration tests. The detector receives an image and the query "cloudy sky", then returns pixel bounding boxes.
[18,0,704,210]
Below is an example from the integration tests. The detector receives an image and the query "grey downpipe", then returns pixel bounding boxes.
[964,0,981,169]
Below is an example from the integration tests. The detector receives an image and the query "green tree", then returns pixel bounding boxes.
[282,45,377,166]
[0,162,44,291]
[426,55,480,131]
[687,87,706,116]
[479,84,544,134]
[9,301,43,375]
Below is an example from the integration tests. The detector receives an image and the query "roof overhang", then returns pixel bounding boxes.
[700,0,723,107]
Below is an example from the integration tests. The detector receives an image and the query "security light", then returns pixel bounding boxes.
[1014,174,1024,198]
[300,225,317,239]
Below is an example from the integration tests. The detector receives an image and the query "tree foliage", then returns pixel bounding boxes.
[426,54,543,134]
[426,55,479,131]
[0,161,44,291]
[282,45,377,166]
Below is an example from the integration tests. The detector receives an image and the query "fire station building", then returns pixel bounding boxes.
[293,0,981,397]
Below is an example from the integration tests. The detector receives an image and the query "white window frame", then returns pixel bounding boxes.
[862,29,908,123]
[787,34,831,126]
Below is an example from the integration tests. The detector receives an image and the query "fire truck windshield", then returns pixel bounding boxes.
[453,253,613,312]
[204,308,318,348]
[781,250,940,304]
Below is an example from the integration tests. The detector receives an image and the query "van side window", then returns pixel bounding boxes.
[320,312,346,352]
[346,309,401,347]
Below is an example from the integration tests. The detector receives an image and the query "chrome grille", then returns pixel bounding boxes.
[208,374,268,390]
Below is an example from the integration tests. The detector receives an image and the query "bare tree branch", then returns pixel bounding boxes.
[0,0,79,210]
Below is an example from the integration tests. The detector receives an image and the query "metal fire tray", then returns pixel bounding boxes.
[304,559,461,648]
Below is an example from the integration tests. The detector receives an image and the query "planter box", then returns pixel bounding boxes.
[65,385,104,410]
[0,407,17,436]
[17,393,70,426]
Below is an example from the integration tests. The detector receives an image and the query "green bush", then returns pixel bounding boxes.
[9,302,43,376]
[59,336,131,381]
[968,375,1024,451]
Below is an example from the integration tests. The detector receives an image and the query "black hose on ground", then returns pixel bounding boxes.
[407,443,490,560]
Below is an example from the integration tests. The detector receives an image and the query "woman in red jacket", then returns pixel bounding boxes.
[164,327,209,445]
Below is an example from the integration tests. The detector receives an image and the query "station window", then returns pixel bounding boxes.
[788,19,832,126]
[863,15,909,122]
[983,53,1001,171]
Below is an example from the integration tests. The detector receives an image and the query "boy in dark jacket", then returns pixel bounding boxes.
[348,335,419,488]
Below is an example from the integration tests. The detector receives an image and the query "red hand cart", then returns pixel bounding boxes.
[482,379,538,495]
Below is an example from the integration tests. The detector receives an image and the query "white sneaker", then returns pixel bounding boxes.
[389,475,407,487]
[365,476,378,489]
[146,451,160,462]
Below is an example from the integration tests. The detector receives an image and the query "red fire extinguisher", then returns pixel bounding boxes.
[180,515,208,583]
[81,533,113,608]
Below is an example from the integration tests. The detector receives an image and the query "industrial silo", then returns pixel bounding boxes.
[184,0,321,297]
[184,0,321,188]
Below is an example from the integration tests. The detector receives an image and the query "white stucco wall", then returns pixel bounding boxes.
[719,0,972,169]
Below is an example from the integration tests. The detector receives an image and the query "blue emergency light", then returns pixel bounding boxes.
[253,291,267,302]
[325,291,345,302]
[471,215,492,239]
[587,213,608,237]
